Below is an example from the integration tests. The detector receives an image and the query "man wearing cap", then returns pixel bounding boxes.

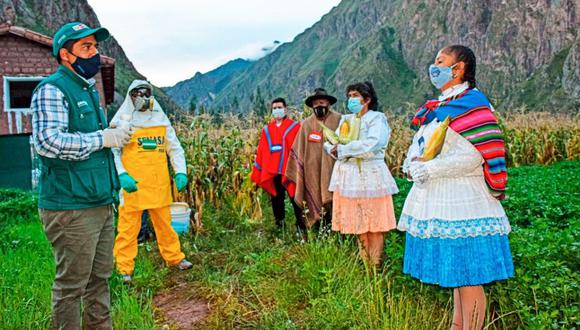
[31,22,131,329]
[284,88,341,231]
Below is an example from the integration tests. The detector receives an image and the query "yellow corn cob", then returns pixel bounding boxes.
[420,116,450,161]
[339,120,350,138]
[319,117,361,146]
[319,122,339,145]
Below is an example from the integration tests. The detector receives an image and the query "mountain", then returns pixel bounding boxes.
[163,58,253,110]
[203,0,579,113]
[0,0,182,115]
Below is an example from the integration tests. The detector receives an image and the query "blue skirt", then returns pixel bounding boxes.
[403,233,514,288]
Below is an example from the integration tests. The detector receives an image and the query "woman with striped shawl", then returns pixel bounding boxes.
[398,45,514,330]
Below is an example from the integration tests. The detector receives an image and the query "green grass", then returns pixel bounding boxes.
[1,161,579,329]
[0,191,158,329]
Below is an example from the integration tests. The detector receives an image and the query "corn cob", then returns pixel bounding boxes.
[335,116,362,171]
[420,116,450,161]
[321,116,363,171]
[339,120,350,138]
[319,122,339,145]
[349,116,361,141]
[337,119,355,144]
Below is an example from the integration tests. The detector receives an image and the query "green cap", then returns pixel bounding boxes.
[52,22,110,57]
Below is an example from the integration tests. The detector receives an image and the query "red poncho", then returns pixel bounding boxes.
[251,118,301,196]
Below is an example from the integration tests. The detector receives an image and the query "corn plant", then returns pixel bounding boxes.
[174,111,579,228]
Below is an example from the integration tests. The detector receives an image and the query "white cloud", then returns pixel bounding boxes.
[88,0,340,86]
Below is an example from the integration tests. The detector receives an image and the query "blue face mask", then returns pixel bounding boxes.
[347,97,364,114]
[428,63,457,89]
[272,107,285,119]
[71,53,101,79]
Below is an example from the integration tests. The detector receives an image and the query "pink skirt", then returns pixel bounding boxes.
[331,192,397,234]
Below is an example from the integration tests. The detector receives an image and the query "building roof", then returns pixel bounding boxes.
[0,23,116,104]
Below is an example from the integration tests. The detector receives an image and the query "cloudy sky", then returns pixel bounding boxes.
[88,0,341,87]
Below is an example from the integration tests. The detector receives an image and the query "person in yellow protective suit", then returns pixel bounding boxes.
[110,80,192,283]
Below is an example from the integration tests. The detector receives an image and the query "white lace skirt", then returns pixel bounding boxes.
[398,175,511,239]
[328,158,399,198]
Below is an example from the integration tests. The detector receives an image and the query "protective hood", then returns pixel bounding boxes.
[110,79,171,128]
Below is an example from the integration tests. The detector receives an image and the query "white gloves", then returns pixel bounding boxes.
[408,161,429,184]
[101,126,132,148]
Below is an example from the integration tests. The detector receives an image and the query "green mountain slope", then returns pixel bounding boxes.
[162,58,253,110]
[210,0,578,113]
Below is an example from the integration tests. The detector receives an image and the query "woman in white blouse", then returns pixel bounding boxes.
[399,45,513,330]
[325,82,398,266]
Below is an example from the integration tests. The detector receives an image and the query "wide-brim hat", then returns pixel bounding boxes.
[304,88,337,107]
[52,22,110,57]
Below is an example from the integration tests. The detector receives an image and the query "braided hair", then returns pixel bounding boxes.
[346,81,379,110]
[442,45,477,89]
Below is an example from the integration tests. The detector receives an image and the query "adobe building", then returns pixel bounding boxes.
[0,23,115,190]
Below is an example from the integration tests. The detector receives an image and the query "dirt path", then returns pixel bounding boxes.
[154,282,210,329]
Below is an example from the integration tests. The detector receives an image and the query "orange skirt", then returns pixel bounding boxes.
[332,192,397,234]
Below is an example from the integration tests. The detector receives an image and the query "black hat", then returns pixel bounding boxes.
[304,88,337,108]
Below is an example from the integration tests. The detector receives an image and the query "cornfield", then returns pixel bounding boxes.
[499,112,580,166]
[173,113,265,228]
[173,111,580,228]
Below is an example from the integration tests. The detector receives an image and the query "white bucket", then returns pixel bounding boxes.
[170,202,191,234]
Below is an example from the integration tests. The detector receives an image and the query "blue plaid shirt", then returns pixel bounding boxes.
[31,84,104,161]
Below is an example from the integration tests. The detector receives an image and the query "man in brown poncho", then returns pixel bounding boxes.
[284,88,341,230]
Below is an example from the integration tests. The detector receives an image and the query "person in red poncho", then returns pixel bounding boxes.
[251,97,304,231]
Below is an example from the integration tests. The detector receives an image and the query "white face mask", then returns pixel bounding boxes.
[272,107,285,119]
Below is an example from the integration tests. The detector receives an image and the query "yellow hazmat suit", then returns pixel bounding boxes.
[111,80,186,275]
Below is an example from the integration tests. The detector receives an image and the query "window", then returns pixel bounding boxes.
[3,76,44,112]
[3,76,45,135]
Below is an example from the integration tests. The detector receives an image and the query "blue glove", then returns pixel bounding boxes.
[119,173,138,193]
[174,173,188,192]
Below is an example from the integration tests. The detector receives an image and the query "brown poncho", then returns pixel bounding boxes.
[283,111,341,227]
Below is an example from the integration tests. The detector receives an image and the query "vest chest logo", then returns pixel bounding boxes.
[270,144,283,153]
[308,131,322,143]
[77,101,88,107]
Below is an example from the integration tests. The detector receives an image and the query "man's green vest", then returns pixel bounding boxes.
[36,65,119,210]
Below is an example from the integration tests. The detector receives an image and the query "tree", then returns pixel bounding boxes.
[189,96,198,114]
[231,96,240,113]
[199,103,207,115]
[252,86,268,117]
